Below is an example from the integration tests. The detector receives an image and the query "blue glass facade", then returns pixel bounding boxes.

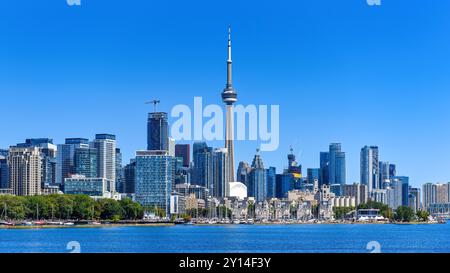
[266,167,276,199]
[0,156,8,189]
[64,177,111,196]
[193,142,213,190]
[135,152,174,216]
[276,173,294,199]
[319,152,329,187]
[307,168,320,185]
[147,112,169,151]
[123,160,136,194]
[74,147,98,178]
[57,138,89,185]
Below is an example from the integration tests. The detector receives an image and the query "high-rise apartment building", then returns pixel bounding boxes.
[8,146,42,196]
[212,148,230,198]
[74,147,98,178]
[57,138,89,185]
[92,134,116,192]
[361,146,380,193]
[135,150,174,216]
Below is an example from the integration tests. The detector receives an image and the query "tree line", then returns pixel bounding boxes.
[0,194,144,221]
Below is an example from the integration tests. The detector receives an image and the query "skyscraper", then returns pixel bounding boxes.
[192,142,213,190]
[18,138,57,187]
[212,148,230,198]
[115,148,123,192]
[329,143,346,187]
[221,26,238,183]
[409,187,421,213]
[175,144,190,168]
[93,134,116,192]
[8,146,42,196]
[319,152,330,187]
[0,153,8,189]
[266,167,277,199]
[236,161,251,186]
[379,161,391,189]
[56,138,89,186]
[74,147,98,178]
[135,150,174,216]
[423,183,437,210]
[123,159,136,194]
[248,150,267,202]
[147,112,169,151]
[360,146,379,193]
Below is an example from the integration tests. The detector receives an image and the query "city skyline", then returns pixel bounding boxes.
[2,1,450,187]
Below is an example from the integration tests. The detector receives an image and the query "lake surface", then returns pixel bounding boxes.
[0,224,449,253]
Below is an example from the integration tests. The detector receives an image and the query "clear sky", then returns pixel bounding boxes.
[1,0,450,187]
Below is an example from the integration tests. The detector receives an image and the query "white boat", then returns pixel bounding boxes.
[64,222,75,226]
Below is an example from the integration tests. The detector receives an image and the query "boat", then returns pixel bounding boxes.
[232,219,240,225]
[174,219,186,225]
[64,222,75,226]
[0,203,14,226]
[0,220,14,226]
[47,221,64,226]
[33,221,46,226]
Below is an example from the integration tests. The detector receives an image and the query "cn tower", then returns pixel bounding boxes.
[222,26,237,183]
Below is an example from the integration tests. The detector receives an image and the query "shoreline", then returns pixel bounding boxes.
[0,221,441,230]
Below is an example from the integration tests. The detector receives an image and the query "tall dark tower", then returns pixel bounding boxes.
[222,26,238,183]
[147,99,169,152]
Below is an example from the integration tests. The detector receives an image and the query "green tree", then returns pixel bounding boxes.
[25,196,52,220]
[72,195,97,220]
[333,207,355,220]
[98,199,124,221]
[0,195,26,220]
[416,210,430,222]
[119,198,144,220]
[395,206,415,222]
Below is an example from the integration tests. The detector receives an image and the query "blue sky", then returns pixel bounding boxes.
[1,0,450,187]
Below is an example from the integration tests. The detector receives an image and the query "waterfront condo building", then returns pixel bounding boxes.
[8,146,42,196]
[64,175,116,199]
[135,150,174,216]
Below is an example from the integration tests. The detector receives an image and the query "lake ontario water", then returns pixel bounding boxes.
[0,224,449,253]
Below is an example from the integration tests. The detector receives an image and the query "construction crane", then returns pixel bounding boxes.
[145,100,160,112]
